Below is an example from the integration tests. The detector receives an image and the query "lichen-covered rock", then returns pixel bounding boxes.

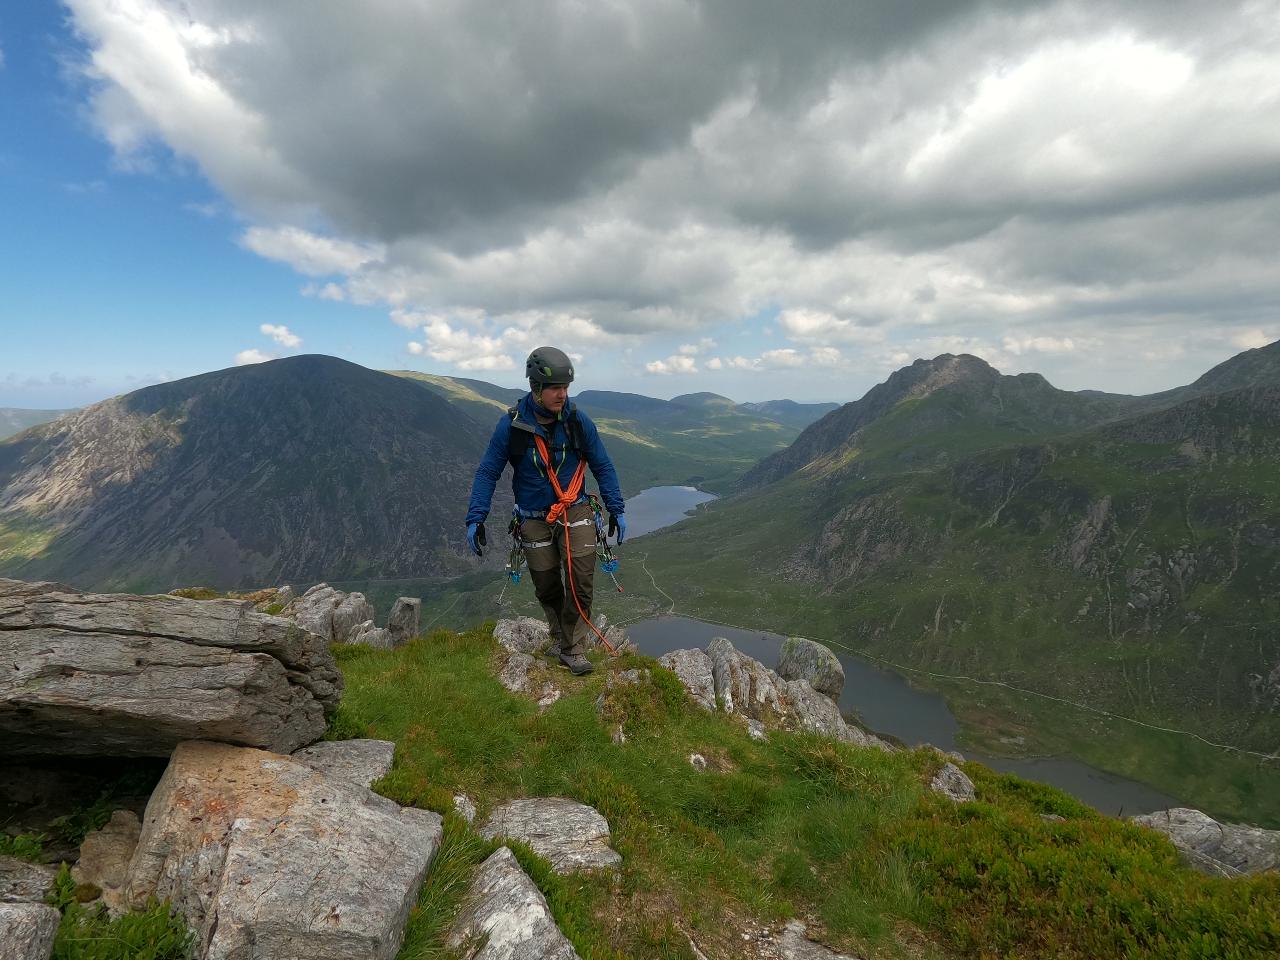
[454,794,477,824]
[72,810,142,916]
[292,739,396,789]
[0,856,58,905]
[124,741,443,960]
[658,649,716,711]
[0,902,60,960]
[0,580,339,756]
[387,597,421,645]
[1132,807,1280,876]
[776,637,845,702]
[479,798,621,874]
[929,762,976,803]
[493,617,552,655]
[447,847,580,959]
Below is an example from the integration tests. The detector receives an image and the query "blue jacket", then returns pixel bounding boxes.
[466,393,624,525]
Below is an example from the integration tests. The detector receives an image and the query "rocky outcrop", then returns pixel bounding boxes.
[0,856,58,905]
[776,637,844,702]
[124,741,443,960]
[1132,807,1280,877]
[72,810,142,916]
[292,738,396,789]
[0,579,340,756]
[287,583,376,645]
[479,798,621,874]
[387,597,421,645]
[657,649,716,711]
[929,762,976,803]
[0,902,60,960]
[447,846,581,959]
[348,620,394,649]
[708,637,787,719]
[494,617,553,655]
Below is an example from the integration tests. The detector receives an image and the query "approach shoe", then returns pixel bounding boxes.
[558,652,594,676]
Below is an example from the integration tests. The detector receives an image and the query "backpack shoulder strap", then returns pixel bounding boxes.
[507,406,536,462]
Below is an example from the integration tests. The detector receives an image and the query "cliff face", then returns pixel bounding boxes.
[0,355,488,591]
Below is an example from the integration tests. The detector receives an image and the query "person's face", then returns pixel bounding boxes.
[540,383,569,413]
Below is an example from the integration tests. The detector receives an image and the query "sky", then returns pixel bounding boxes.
[2,1,1279,409]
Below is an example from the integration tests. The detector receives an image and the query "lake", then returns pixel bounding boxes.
[623,485,718,538]
[627,615,1179,817]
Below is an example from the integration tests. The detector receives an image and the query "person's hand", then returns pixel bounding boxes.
[610,514,626,544]
[467,522,486,556]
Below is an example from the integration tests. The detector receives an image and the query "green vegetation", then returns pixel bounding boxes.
[1,830,46,861]
[329,624,1280,959]
[46,865,193,960]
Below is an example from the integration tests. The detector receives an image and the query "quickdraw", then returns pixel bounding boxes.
[587,494,624,593]
[506,513,526,584]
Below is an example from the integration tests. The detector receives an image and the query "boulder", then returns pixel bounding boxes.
[387,597,421,645]
[0,856,58,905]
[929,762,976,803]
[479,798,621,874]
[124,741,443,960]
[348,620,395,649]
[657,649,716,711]
[0,902,60,960]
[776,637,845,702]
[288,583,375,644]
[446,846,580,960]
[0,579,340,756]
[707,637,787,719]
[494,617,552,655]
[1131,807,1280,877]
[71,810,142,916]
[292,739,396,789]
[453,794,478,824]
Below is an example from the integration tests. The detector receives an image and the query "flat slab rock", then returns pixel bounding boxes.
[447,846,580,960]
[292,739,396,789]
[0,856,58,905]
[777,920,863,960]
[0,902,60,960]
[1132,807,1280,876]
[479,798,621,874]
[0,578,340,757]
[124,741,443,960]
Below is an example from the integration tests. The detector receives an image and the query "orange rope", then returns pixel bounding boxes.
[534,435,616,655]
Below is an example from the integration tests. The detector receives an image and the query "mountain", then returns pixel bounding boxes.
[738,398,839,429]
[0,355,489,592]
[642,343,1280,821]
[0,407,73,441]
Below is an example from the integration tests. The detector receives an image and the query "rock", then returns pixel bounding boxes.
[746,719,767,741]
[479,798,621,874]
[588,614,632,653]
[292,739,396,789]
[0,902,60,960]
[1131,807,1280,876]
[781,679,889,751]
[498,653,562,711]
[776,637,845,702]
[1040,813,1066,823]
[0,579,340,757]
[658,649,716,711]
[71,810,141,916]
[454,794,477,824]
[778,920,862,959]
[0,856,58,905]
[707,637,787,719]
[446,846,580,959]
[124,741,443,960]
[273,585,296,607]
[930,762,976,803]
[289,583,376,644]
[387,597,421,645]
[689,753,708,771]
[493,617,552,655]
[348,620,395,649]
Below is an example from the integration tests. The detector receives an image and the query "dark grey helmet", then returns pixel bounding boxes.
[526,346,575,385]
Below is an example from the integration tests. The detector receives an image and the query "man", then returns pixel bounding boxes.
[466,346,626,675]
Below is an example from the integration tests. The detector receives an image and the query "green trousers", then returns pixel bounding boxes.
[520,500,597,655]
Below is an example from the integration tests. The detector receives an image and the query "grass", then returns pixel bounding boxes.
[1,830,46,861]
[328,624,1280,960]
[46,865,194,960]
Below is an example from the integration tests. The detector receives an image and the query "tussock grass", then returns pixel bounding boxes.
[331,625,1280,959]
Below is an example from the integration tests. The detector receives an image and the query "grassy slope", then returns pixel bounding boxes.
[330,626,1280,960]
[390,371,801,496]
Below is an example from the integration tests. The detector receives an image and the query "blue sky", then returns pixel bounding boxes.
[3,2,1279,409]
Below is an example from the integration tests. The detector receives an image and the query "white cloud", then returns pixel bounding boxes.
[705,357,723,370]
[241,226,383,277]
[414,316,517,371]
[1001,335,1084,355]
[645,354,699,375]
[259,323,301,348]
[407,341,424,355]
[778,309,884,344]
[234,348,274,365]
[1230,328,1276,350]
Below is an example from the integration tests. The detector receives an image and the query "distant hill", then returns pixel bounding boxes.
[0,407,73,441]
[738,398,839,429]
[0,356,491,592]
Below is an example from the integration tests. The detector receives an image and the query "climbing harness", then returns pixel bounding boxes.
[532,434,617,655]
